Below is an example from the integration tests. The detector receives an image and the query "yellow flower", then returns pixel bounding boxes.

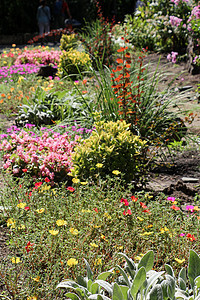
[67,258,78,267]
[18,224,25,230]
[72,178,80,184]
[101,234,108,241]
[56,219,67,226]
[32,276,40,282]
[69,228,79,235]
[7,218,15,228]
[17,202,26,209]
[94,225,101,228]
[11,257,21,264]
[135,253,144,261]
[27,296,38,300]
[49,230,59,235]
[12,44,16,47]
[82,209,91,213]
[112,170,121,175]
[96,163,103,168]
[137,217,144,221]
[80,181,88,185]
[194,206,200,211]
[94,258,102,266]
[160,227,169,234]
[146,224,153,228]
[90,242,98,248]
[140,231,154,236]
[175,258,185,264]
[36,208,45,214]
[104,212,111,219]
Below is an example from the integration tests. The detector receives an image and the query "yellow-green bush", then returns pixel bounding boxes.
[71,120,148,182]
[57,49,91,78]
[60,33,78,51]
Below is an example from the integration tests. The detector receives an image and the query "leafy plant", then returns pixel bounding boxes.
[71,119,148,183]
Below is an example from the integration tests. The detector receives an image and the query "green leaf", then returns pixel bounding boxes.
[97,271,113,281]
[165,274,175,299]
[119,253,136,279]
[84,258,93,280]
[195,276,200,289]
[165,264,174,278]
[119,285,129,300]
[188,250,200,289]
[149,284,163,300]
[65,293,81,300]
[77,276,88,288]
[95,280,113,295]
[178,268,187,283]
[161,280,169,300]
[145,271,165,297]
[90,282,99,294]
[130,266,146,299]
[138,250,154,272]
[116,265,131,287]
[113,283,124,300]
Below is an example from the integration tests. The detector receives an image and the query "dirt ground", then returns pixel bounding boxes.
[0,52,199,272]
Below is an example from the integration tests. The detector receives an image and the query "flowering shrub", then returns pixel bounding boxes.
[0,126,80,182]
[57,49,91,78]
[60,33,79,51]
[0,64,40,82]
[71,120,148,183]
[14,47,61,67]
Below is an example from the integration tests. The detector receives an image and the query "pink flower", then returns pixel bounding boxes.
[167,197,176,202]
[186,205,194,212]
[25,206,30,211]
[121,198,129,206]
[179,233,185,237]
[170,205,180,211]
[67,186,75,192]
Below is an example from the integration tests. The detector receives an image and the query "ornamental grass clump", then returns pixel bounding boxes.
[57,49,91,79]
[71,119,148,183]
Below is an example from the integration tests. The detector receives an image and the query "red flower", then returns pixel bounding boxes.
[127,209,132,215]
[25,241,34,253]
[170,205,180,211]
[25,206,30,211]
[131,196,138,202]
[143,209,150,214]
[35,182,43,189]
[67,186,75,192]
[94,208,98,213]
[120,198,129,206]
[44,177,50,183]
[22,168,28,173]
[186,233,196,241]
[140,202,147,209]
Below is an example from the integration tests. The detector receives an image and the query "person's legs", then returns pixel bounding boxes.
[38,23,45,36]
[44,23,50,33]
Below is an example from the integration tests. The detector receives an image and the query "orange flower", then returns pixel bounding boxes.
[170,205,180,211]
[1,93,6,98]
[186,233,196,241]
[82,79,87,85]
[131,196,138,202]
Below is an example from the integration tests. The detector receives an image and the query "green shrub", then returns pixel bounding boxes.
[60,33,79,52]
[71,120,148,183]
[57,49,91,78]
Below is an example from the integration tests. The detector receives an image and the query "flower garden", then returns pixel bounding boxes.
[0,0,200,299]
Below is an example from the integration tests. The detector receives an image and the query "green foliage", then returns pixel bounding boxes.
[57,250,200,300]
[57,48,92,79]
[71,120,148,183]
[60,33,79,52]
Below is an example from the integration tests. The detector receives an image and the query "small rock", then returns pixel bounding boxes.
[181,177,199,183]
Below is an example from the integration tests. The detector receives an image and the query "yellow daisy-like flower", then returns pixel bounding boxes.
[32,276,40,282]
[27,296,38,300]
[137,217,144,221]
[69,228,79,235]
[49,230,59,235]
[11,257,21,264]
[94,258,102,266]
[90,242,98,248]
[112,170,121,175]
[17,202,26,209]
[7,218,15,228]
[104,212,111,219]
[36,208,45,214]
[80,181,88,185]
[72,178,80,184]
[67,258,78,267]
[56,219,67,226]
[140,231,154,236]
[96,163,103,168]
[82,209,91,213]
[175,258,185,264]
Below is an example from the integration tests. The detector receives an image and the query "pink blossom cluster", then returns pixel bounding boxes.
[187,5,200,30]
[0,129,80,181]
[169,15,183,27]
[14,49,62,67]
[171,0,189,5]
[167,51,178,63]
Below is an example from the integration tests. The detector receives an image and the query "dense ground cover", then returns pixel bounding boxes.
[0,1,200,298]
